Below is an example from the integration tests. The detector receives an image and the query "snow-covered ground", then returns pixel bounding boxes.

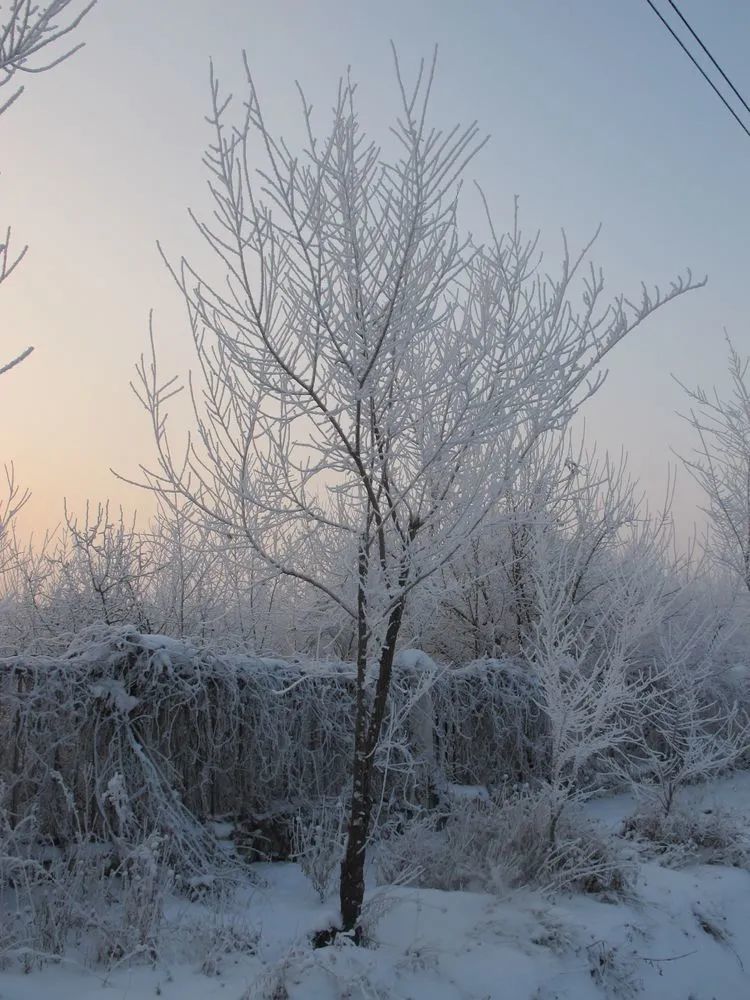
[6,773,750,1000]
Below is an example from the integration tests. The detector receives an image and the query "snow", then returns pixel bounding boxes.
[89,678,139,714]
[445,782,491,802]
[393,649,438,671]
[6,774,750,999]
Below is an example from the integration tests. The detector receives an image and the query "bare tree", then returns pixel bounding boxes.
[62,500,154,630]
[679,338,750,593]
[411,437,645,661]
[0,462,29,567]
[1,0,96,376]
[132,50,699,933]
[522,504,678,842]
[626,621,748,817]
[1,0,95,115]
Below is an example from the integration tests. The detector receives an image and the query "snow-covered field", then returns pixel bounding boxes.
[5,772,750,1000]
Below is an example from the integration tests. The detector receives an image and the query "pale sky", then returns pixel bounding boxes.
[1,0,748,538]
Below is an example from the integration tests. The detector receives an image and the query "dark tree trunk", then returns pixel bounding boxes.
[339,591,406,933]
[339,749,373,932]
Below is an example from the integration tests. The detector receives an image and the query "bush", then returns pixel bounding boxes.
[0,628,544,855]
[622,805,750,869]
[0,784,177,971]
[291,798,346,902]
[376,786,629,898]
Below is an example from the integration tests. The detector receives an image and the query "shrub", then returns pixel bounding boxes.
[622,804,750,869]
[376,786,629,897]
[291,799,346,902]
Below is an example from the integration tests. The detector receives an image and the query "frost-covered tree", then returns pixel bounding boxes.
[679,338,750,594]
[610,578,750,818]
[522,506,676,839]
[0,463,28,572]
[2,1,97,561]
[132,50,698,933]
[0,0,95,116]
[409,437,644,661]
[1,0,96,376]
[61,500,154,630]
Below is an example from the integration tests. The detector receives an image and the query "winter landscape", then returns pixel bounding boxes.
[2,2,750,998]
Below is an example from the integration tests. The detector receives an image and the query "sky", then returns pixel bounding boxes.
[1,0,748,539]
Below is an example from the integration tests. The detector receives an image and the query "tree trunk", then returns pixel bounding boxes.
[339,594,406,933]
[340,544,373,933]
[339,748,373,932]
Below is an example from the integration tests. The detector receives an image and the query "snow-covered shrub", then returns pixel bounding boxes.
[376,787,628,897]
[0,783,107,968]
[115,833,174,961]
[0,776,177,971]
[27,849,106,961]
[409,441,645,666]
[0,626,551,864]
[586,940,640,1000]
[626,657,750,817]
[17,835,174,971]
[291,798,346,902]
[493,785,629,895]
[0,628,354,868]
[622,804,750,869]
[192,915,260,977]
[430,657,542,786]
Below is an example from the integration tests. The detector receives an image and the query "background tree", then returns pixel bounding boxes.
[1,0,97,558]
[408,438,644,662]
[1,0,96,376]
[132,50,698,933]
[679,338,750,594]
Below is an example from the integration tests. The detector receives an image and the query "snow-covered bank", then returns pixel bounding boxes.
[5,772,750,999]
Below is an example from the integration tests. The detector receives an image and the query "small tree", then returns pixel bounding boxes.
[61,500,154,630]
[522,507,674,840]
[679,338,750,594]
[630,645,748,817]
[410,437,644,661]
[133,50,698,932]
[0,463,28,569]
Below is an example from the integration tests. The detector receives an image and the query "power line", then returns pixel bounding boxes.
[644,0,750,140]
[665,0,750,120]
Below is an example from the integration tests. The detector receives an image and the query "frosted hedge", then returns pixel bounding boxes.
[0,625,541,857]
